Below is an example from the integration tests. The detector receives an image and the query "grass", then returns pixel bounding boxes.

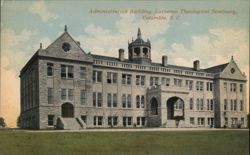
[0,130,249,155]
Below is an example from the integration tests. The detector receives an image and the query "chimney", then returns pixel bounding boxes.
[162,55,168,66]
[119,49,124,61]
[193,60,200,71]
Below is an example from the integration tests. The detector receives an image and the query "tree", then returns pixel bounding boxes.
[17,116,21,128]
[0,117,6,128]
[248,113,250,129]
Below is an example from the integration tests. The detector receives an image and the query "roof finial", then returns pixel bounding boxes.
[64,25,67,32]
[137,27,142,39]
[40,43,42,49]
[231,56,234,61]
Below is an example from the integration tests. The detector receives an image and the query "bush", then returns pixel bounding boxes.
[0,117,6,128]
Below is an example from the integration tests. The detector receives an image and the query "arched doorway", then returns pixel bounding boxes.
[167,97,184,120]
[150,97,158,115]
[61,103,74,118]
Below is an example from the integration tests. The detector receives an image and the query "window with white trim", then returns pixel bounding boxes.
[93,92,102,107]
[107,93,117,107]
[107,72,117,84]
[186,80,193,90]
[122,94,131,108]
[122,74,132,85]
[198,117,205,126]
[93,70,102,83]
[136,75,145,86]
[47,63,54,76]
[61,65,73,78]
[80,67,86,79]
[136,95,145,108]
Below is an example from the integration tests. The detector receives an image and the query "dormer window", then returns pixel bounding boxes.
[62,42,71,52]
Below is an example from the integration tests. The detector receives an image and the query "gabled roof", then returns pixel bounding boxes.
[204,63,229,73]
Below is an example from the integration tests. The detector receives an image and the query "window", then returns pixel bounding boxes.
[207,99,214,111]
[123,117,132,127]
[240,100,244,111]
[68,89,74,101]
[107,72,117,84]
[48,88,53,104]
[93,92,102,107]
[122,94,131,108]
[48,115,54,126]
[122,74,132,85]
[61,89,67,100]
[230,83,236,92]
[224,99,227,110]
[136,95,145,108]
[61,89,73,101]
[224,82,227,90]
[162,78,170,86]
[230,100,233,111]
[150,77,159,86]
[108,116,118,126]
[136,75,145,86]
[207,118,214,126]
[196,81,204,91]
[206,82,213,91]
[196,98,204,110]
[233,100,237,111]
[61,65,73,78]
[80,90,86,105]
[137,117,146,126]
[198,117,205,126]
[189,98,193,110]
[239,84,243,92]
[80,67,86,79]
[224,117,228,126]
[186,80,193,90]
[94,116,103,126]
[47,63,53,76]
[190,117,195,125]
[107,93,117,107]
[240,118,244,125]
[93,71,102,83]
[174,99,183,110]
[174,79,182,87]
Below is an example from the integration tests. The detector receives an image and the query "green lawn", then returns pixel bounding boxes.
[0,130,249,155]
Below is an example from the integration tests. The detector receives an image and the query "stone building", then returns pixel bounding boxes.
[19,26,247,129]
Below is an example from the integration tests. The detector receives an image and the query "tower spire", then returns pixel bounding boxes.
[137,28,141,39]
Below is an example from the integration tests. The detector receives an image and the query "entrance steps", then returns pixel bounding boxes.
[57,117,85,130]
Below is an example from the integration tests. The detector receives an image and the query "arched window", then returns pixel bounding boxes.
[134,47,140,56]
[143,48,148,57]
[150,97,158,115]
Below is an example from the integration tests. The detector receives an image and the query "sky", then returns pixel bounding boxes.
[1,0,249,127]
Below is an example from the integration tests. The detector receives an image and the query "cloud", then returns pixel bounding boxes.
[1,28,50,127]
[29,1,58,22]
[75,13,170,61]
[1,29,35,71]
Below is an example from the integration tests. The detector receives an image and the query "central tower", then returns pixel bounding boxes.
[128,28,151,64]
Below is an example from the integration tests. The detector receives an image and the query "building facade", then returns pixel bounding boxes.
[19,27,248,129]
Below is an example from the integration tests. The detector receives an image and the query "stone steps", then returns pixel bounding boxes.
[62,118,83,130]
